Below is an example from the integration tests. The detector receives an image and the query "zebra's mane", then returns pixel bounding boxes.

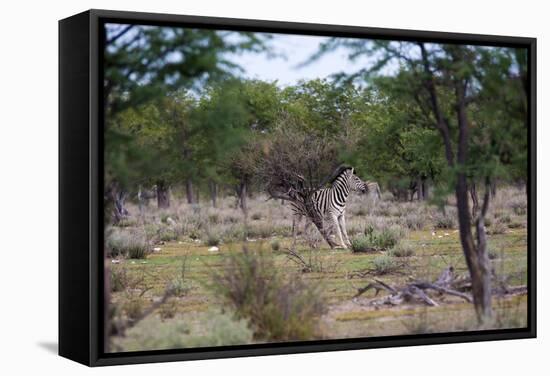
[327,165,353,185]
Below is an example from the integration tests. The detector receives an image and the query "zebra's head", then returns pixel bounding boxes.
[345,168,368,194]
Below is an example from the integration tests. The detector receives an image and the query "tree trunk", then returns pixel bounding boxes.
[239,181,248,217]
[470,183,479,218]
[185,179,194,204]
[456,175,492,321]
[157,180,170,209]
[209,181,217,208]
[107,181,128,224]
[422,178,429,200]
[417,178,424,200]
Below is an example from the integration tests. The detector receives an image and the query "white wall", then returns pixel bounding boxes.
[0,0,545,374]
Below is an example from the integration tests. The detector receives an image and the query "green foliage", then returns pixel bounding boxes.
[270,239,281,251]
[372,255,399,275]
[350,236,375,253]
[388,242,415,257]
[106,228,148,259]
[211,248,326,341]
[112,312,254,351]
[351,225,406,252]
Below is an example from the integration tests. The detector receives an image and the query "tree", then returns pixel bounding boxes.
[110,92,197,209]
[191,79,282,210]
[311,40,528,322]
[253,125,344,248]
[103,24,269,217]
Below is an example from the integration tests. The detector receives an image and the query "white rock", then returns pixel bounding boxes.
[444,232,450,236]
[208,246,219,252]
[111,259,121,264]
[438,235,443,238]
[167,217,176,226]
[153,247,162,252]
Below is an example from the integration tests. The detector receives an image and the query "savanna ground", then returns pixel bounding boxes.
[106,186,528,352]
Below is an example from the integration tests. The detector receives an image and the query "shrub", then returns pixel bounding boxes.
[433,211,457,229]
[488,221,507,235]
[375,225,405,249]
[270,239,281,251]
[106,228,148,259]
[508,219,525,229]
[159,227,178,242]
[110,266,129,292]
[403,213,426,231]
[205,231,221,246]
[113,312,254,351]
[122,297,146,321]
[158,298,178,320]
[509,197,527,215]
[168,257,192,297]
[351,225,406,252]
[211,248,325,341]
[222,225,247,242]
[208,213,220,224]
[251,212,262,221]
[350,236,375,253]
[488,249,499,260]
[246,223,273,239]
[497,213,512,224]
[353,206,368,216]
[389,242,415,257]
[372,255,398,275]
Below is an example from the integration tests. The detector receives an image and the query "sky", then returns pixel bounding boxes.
[230,33,373,87]
[105,23,377,89]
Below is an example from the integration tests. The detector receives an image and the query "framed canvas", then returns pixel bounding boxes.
[59,9,536,366]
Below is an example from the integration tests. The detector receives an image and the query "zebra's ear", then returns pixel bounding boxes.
[350,167,354,175]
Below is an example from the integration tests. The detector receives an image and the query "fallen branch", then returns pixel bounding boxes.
[352,266,526,308]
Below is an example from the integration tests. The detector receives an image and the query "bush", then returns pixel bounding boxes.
[112,312,254,351]
[488,221,507,235]
[221,224,247,242]
[246,223,273,239]
[208,213,220,224]
[350,236,375,253]
[106,228,148,259]
[110,266,129,292]
[270,239,281,251]
[159,227,178,242]
[510,200,527,215]
[211,248,325,341]
[351,225,406,252]
[403,213,426,231]
[372,255,399,275]
[205,231,221,246]
[375,225,405,249]
[389,242,415,257]
[122,297,146,321]
[433,211,457,229]
[251,212,262,221]
[158,298,178,320]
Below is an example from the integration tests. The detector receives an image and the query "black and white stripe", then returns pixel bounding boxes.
[290,167,368,248]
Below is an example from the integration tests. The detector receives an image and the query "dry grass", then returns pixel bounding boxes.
[106,185,528,351]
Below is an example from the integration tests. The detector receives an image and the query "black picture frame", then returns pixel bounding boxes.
[59,9,537,367]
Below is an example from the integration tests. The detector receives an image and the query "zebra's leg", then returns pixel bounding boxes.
[338,214,352,248]
[331,213,347,249]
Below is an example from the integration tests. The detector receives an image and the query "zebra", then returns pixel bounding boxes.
[290,167,368,249]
